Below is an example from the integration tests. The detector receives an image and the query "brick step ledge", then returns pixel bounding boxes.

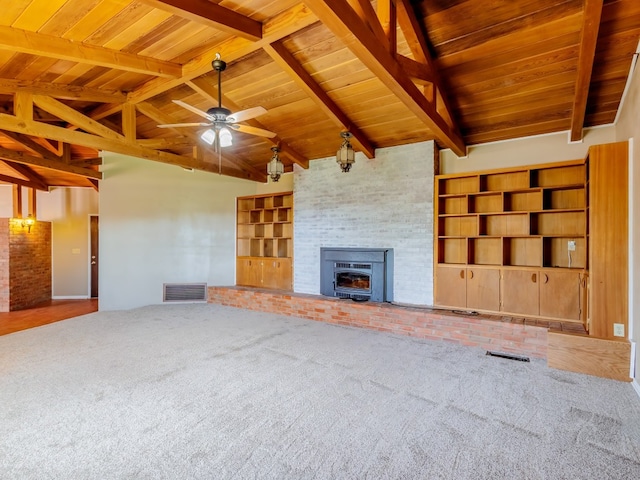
[208,287,547,359]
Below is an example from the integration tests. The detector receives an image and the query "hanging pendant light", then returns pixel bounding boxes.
[336,131,355,172]
[267,146,284,182]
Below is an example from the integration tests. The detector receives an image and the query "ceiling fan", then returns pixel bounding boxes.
[158,54,276,149]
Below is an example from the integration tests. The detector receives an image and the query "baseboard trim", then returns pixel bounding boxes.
[52,296,91,300]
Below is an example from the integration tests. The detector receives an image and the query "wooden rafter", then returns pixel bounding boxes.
[140,0,263,41]
[187,77,310,169]
[0,79,126,104]
[0,146,100,179]
[0,130,59,159]
[0,26,181,78]
[0,173,46,191]
[394,0,459,136]
[2,161,49,191]
[264,41,376,159]
[304,0,466,156]
[570,0,603,142]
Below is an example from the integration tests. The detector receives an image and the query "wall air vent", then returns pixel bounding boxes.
[163,283,208,302]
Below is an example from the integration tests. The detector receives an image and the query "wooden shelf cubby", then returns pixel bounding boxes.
[435,159,588,323]
[236,191,293,290]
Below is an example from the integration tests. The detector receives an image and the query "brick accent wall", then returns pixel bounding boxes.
[292,141,435,305]
[208,287,548,359]
[0,218,52,312]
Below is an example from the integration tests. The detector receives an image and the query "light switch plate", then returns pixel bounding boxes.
[613,323,625,337]
[568,240,576,251]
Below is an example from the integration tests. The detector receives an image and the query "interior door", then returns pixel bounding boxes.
[90,215,99,298]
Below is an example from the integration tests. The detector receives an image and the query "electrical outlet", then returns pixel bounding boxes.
[613,323,625,337]
[567,240,576,251]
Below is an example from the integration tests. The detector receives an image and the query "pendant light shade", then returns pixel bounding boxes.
[267,146,284,182]
[336,131,355,172]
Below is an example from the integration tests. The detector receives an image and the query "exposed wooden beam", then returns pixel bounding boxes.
[2,161,49,191]
[394,0,460,138]
[0,130,60,159]
[0,25,182,78]
[304,0,466,156]
[0,146,101,180]
[0,173,47,191]
[570,0,603,142]
[187,77,310,168]
[264,41,376,159]
[396,56,433,85]
[12,185,22,218]
[0,79,126,103]
[33,95,124,141]
[377,0,397,55]
[349,0,389,48]
[140,0,263,41]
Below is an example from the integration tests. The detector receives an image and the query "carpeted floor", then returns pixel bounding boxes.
[1,303,639,479]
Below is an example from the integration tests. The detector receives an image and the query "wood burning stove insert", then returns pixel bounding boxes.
[320,248,393,302]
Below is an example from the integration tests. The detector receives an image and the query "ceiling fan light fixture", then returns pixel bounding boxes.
[336,131,355,172]
[267,146,284,182]
[201,128,216,145]
[219,127,233,147]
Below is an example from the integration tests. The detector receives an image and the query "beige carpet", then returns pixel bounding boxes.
[0,303,639,479]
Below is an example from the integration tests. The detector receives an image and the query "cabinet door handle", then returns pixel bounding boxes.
[543,273,548,284]
[468,270,474,279]
[531,273,537,283]
[459,270,465,279]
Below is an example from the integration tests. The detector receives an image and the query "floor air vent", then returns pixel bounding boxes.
[163,283,207,302]
[485,351,530,362]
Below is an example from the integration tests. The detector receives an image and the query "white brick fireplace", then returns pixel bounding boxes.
[292,141,435,305]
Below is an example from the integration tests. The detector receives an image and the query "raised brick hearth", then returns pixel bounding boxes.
[208,286,550,359]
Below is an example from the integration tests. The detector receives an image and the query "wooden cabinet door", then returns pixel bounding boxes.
[466,268,500,312]
[435,265,467,308]
[236,258,262,287]
[501,269,539,316]
[262,258,292,290]
[539,270,586,321]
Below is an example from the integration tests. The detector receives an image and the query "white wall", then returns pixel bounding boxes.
[293,141,435,305]
[613,53,640,387]
[98,152,257,310]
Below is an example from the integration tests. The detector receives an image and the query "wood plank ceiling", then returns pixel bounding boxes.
[0,0,637,188]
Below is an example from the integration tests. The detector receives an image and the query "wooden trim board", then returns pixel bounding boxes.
[547,331,631,381]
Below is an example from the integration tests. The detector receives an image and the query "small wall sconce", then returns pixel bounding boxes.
[336,131,355,172]
[267,146,284,182]
[22,214,35,233]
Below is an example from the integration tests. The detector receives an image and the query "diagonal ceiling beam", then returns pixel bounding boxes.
[0,25,182,78]
[394,0,459,137]
[2,160,49,190]
[570,0,603,142]
[264,41,376,159]
[304,0,466,156]
[140,0,263,41]
[187,76,310,168]
[0,129,61,159]
[32,95,124,141]
[0,173,47,191]
[0,146,100,179]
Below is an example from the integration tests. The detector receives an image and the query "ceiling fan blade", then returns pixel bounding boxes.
[226,106,267,123]
[157,122,211,128]
[231,123,277,138]
[173,99,212,120]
